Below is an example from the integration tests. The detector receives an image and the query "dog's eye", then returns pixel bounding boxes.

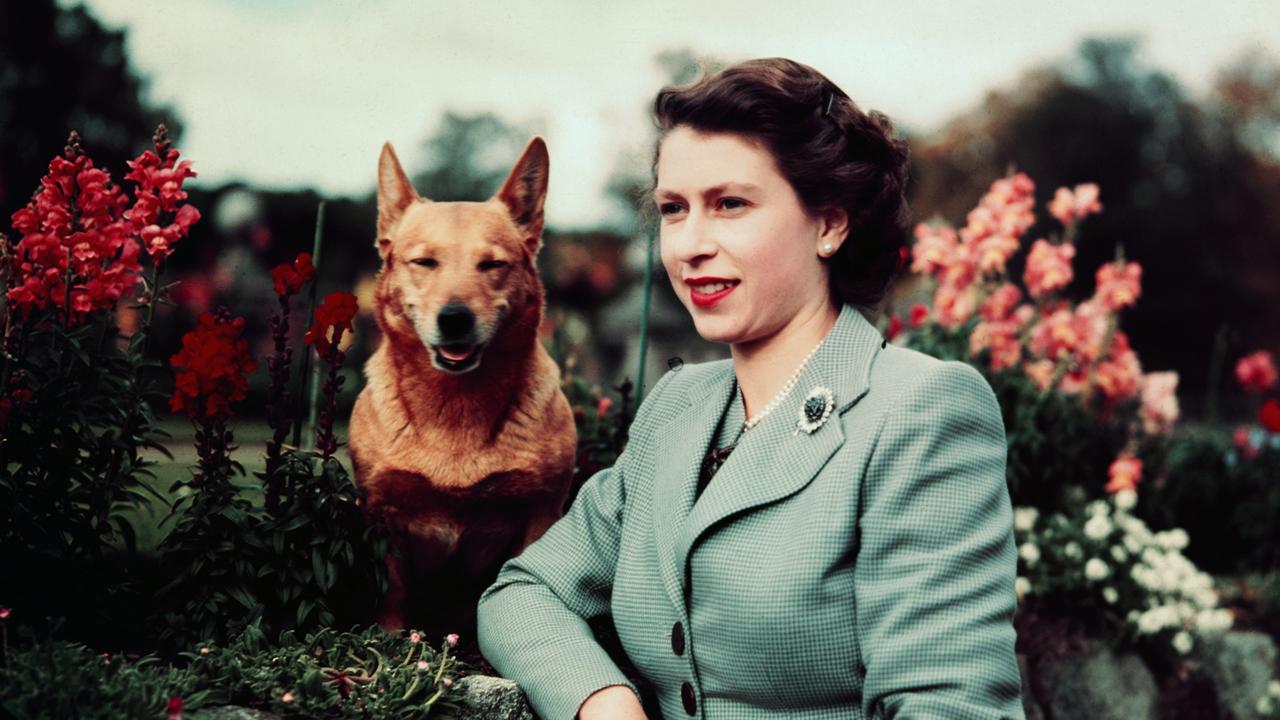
[411,258,438,268]
[479,260,508,271]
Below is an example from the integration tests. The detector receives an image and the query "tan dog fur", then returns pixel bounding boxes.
[347,137,576,639]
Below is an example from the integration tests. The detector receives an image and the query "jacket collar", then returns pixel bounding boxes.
[650,303,886,616]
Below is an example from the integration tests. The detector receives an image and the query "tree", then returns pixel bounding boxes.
[0,1,182,210]
[411,111,533,202]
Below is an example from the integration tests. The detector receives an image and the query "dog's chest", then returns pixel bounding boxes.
[370,463,559,518]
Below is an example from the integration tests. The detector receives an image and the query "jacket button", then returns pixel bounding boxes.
[681,681,697,715]
[671,621,685,655]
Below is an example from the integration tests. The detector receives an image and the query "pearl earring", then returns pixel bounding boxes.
[821,243,834,256]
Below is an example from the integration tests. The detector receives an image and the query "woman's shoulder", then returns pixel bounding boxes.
[637,357,731,413]
[867,343,999,417]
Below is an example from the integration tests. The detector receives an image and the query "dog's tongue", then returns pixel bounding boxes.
[441,344,472,361]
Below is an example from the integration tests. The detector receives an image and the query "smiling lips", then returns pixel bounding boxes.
[687,277,740,308]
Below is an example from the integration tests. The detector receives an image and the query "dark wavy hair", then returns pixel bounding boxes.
[645,57,911,318]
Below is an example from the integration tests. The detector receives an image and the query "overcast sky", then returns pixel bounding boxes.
[70,0,1279,230]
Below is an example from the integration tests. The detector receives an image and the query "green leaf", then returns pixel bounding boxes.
[312,552,326,589]
[111,515,138,555]
[296,598,314,626]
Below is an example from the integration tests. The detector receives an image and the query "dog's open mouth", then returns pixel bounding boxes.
[432,341,485,371]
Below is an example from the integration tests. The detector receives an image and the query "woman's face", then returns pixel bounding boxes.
[655,125,837,350]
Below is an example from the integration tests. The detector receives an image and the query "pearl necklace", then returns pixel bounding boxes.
[741,334,827,432]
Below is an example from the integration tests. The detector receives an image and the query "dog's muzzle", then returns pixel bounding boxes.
[415,302,491,374]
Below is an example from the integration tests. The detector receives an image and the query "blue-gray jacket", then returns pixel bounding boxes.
[477,303,1025,719]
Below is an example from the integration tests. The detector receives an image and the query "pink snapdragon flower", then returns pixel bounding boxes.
[1048,183,1102,226]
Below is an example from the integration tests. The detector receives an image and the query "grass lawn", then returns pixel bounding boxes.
[127,417,353,554]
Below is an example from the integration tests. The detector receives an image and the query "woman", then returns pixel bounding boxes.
[477,57,1025,719]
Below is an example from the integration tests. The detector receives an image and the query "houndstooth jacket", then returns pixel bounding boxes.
[476,302,1026,719]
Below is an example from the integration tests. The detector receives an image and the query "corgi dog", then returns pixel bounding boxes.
[348,136,576,641]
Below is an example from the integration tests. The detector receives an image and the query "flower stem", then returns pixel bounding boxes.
[293,201,325,450]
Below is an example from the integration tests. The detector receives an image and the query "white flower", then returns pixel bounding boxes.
[1019,542,1041,566]
[1123,534,1144,554]
[1102,586,1119,604]
[1085,557,1110,581]
[1015,576,1032,601]
[1084,514,1112,540]
[1113,489,1137,512]
[1064,541,1083,561]
[1155,529,1189,551]
[1137,605,1179,635]
[1118,515,1154,544]
[1110,545,1128,563]
[1194,608,1234,633]
[1176,601,1196,622]
[1259,695,1274,715]
[1172,630,1194,654]
[1086,499,1110,518]
[1142,547,1164,567]
[1131,564,1154,589]
[1269,679,1280,695]
[1014,507,1039,533]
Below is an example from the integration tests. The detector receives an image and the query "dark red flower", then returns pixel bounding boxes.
[270,252,315,297]
[1260,398,1280,434]
[305,291,358,356]
[167,696,184,720]
[169,311,258,421]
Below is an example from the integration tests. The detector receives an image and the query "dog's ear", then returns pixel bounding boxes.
[377,142,420,258]
[496,136,549,255]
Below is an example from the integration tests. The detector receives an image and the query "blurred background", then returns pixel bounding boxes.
[1,0,1276,420]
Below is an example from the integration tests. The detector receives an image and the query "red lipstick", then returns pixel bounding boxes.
[686,277,740,308]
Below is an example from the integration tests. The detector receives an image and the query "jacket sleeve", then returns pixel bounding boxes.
[476,369,676,720]
[854,360,1026,720]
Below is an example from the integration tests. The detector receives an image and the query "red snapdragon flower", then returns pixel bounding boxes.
[270,252,315,297]
[1236,350,1277,394]
[5,133,138,324]
[305,291,359,356]
[169,311,258,421]
[122,124,200,264]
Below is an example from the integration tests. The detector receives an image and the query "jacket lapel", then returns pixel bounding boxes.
[651,303,886,616]
[650,365,732,614]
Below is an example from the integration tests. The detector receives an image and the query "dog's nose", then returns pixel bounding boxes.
[437,303,476,339]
